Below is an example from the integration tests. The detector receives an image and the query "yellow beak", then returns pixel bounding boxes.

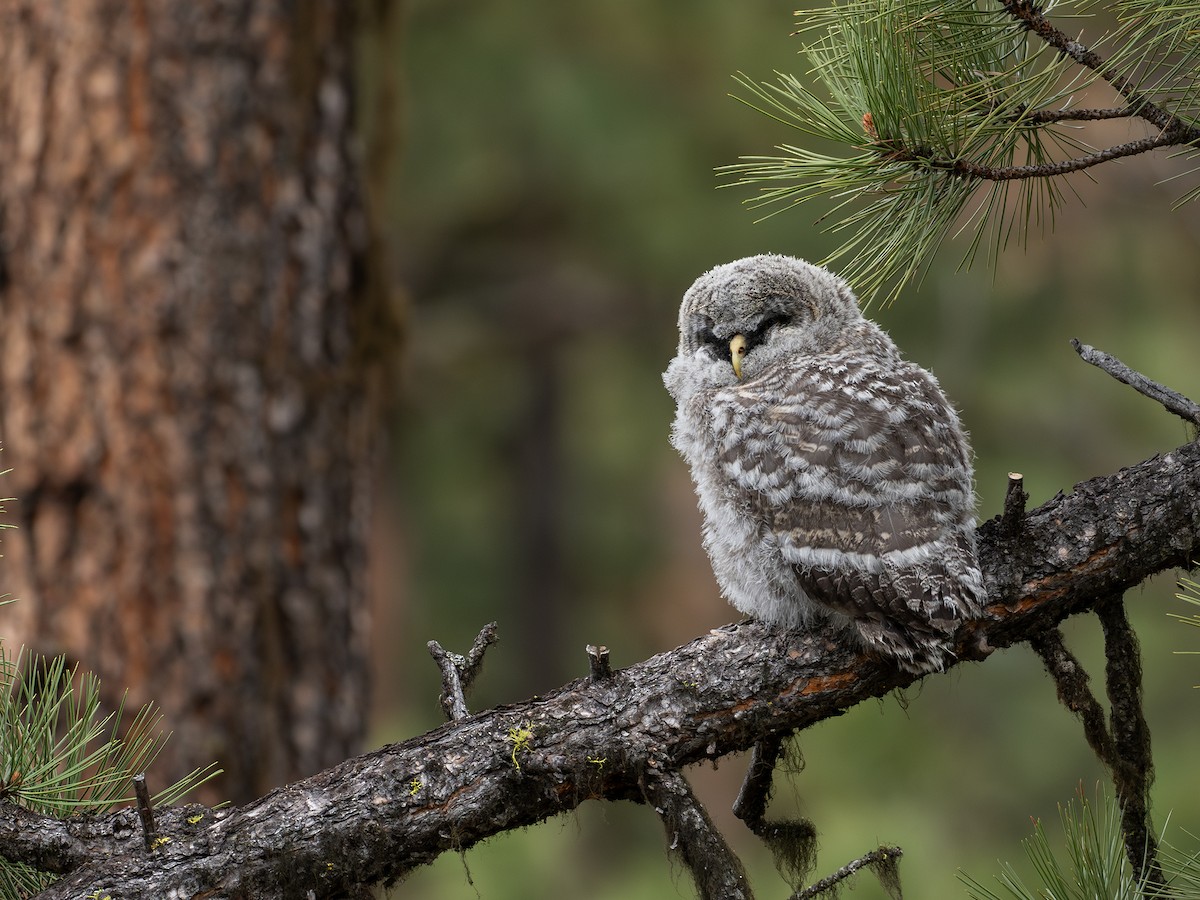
[730,334,747,379]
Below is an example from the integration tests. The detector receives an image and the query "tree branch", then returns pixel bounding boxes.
[880,132,1182,182]
[1072,339,1200,427]
[640,765,753,900]
[8,429,1198,897]
[1096,595,1166,890]
[732,735,786,830]
[791,846,903,900]
[999,0,1200,141]
[427,622,498,721]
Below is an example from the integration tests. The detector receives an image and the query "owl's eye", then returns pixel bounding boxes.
[693,312,792,361]
[756,312,793,335]
[740,313,793,347]
[696,325,732,362]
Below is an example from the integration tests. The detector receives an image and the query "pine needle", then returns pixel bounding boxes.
[959,787,1200,900]
[726,0,1200,303]
[0,641,221,897]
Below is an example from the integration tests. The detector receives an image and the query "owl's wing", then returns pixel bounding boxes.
[711,357,982,667]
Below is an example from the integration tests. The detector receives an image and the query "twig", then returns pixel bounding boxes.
[790,846,903,900]
[585,644,612,681]
[1022,104,1141,125]
[460,621,498,686]
[733,734,786,830]
[879,131,1182,182]
[1096,595,1166,891]
[132,774,156,852]
[427,622,499,721]
[1028,628,1115,768]
[1071,339,1200,427]
[640,765,752,900]
[999,0,1200,140]
[734,734,818,887]
[1000,472,1028,539]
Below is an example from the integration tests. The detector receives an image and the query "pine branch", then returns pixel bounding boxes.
[641,766,753,900]
[729,0,1200,301]
[879,130,1180,181]
[7,429,1200,898]
[1022,105,1140,124]
[999,0,1200,140]
[960,787,1159,900]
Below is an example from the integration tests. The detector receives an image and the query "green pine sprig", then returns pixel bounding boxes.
[0,459,219,896]
[0,646,219,812]
[0,642,221,897]
[726,0,1200,304]
[959,787,1200,900]
[1173,573,1200,686]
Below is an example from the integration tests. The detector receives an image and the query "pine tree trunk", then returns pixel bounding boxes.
[0,0,378,803]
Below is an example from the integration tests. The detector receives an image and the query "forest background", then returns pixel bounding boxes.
[378,1,1200,898]
[2,0,1197,897]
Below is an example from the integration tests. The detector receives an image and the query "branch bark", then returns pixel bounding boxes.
[6,432,1199,897]
[884,131,1187,182]
[1000,0,1200,140]
[870,5,1200,184]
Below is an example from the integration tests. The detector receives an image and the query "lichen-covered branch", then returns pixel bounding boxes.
[734,736,817,887]
[791,846,903,900]
[1096,596,1166,890]
[641,766,753,900]
[5,430,1197,898]
[1029,627,1115,767]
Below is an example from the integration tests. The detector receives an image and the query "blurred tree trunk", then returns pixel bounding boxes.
[0,0,386,803]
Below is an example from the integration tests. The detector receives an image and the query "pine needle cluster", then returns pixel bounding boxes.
[727,0,1200,303]
[0,642,221,897]
[959,788,1200,900]
[1174,572,1200,685]
[0,460,218,897]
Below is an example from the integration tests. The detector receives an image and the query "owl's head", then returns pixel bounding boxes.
[674,254,863,382]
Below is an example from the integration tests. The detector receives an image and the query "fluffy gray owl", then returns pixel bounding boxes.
[663,254,984,673]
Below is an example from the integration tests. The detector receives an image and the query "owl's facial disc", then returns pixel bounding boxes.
[687,309,798,381]
[706,310,793,379]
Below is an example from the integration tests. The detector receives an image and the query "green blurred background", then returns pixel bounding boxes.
[368,2,1200,897]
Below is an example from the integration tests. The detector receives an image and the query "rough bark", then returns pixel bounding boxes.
[0,0,381,803]
[6,435,1197,899]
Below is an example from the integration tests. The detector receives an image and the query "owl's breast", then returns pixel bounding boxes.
[672,394,826,629]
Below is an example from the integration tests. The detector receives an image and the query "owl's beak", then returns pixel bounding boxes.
[730,334,748,379]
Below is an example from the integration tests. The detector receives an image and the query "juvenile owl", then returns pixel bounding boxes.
[663,254,984,674]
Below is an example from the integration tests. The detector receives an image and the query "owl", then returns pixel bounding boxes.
[663,254,984,674]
